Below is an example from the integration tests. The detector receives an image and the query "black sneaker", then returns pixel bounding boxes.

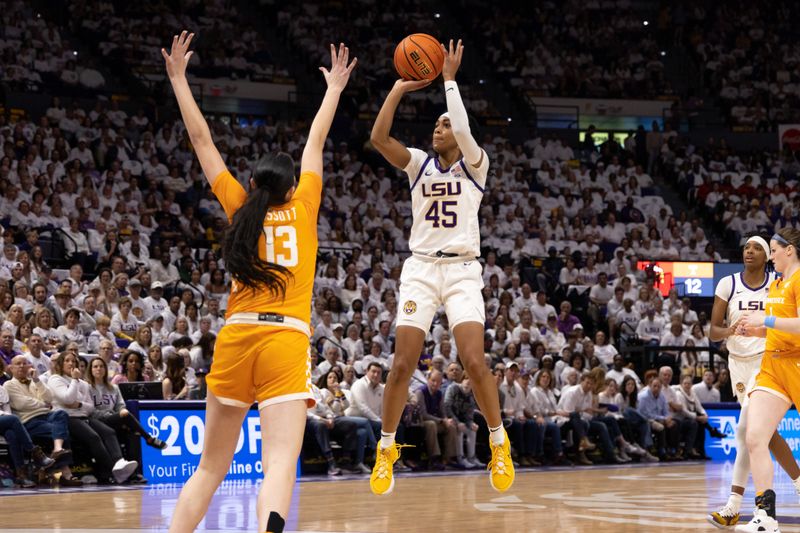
[708,427,727,439]
[146,437,168,450]
[31,446,55,468]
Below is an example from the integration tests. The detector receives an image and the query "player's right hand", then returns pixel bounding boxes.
[392,79,432,94]
[161,30,195,80]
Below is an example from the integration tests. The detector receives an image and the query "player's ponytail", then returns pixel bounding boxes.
[222,152,296,297]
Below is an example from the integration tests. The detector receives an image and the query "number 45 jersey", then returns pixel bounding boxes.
[212,169,321,324]
[404,147,489,257]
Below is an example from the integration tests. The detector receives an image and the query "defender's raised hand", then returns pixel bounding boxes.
[320,43,357,92]
[162,30,195,80]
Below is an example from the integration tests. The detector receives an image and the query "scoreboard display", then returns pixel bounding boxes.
[636,261,716,297]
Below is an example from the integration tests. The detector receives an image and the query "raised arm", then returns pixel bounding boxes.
[162,31,226,187]
[440,39,483,168]
[301,43,357,176]
[370,79,431,170]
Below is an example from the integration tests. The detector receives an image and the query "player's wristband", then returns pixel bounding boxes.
[764,316,777,329]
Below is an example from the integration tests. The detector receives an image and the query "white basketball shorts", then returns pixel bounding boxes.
[728,353,763,405]
[396,255,485,332]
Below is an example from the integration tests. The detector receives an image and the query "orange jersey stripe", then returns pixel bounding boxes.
[765,268,800,357]
[211,169,322,324]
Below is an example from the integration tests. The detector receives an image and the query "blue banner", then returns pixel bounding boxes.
[139,406,277,483]
[705,406,800,460]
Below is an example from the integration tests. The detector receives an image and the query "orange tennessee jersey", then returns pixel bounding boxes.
[211,169,322,324]
[764,268,800,358]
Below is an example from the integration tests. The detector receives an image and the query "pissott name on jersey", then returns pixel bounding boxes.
[421,181,461,197]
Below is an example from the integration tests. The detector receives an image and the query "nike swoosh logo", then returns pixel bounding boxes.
[424,170,433,176]
[447,88,455,92]
[735,291,743,294]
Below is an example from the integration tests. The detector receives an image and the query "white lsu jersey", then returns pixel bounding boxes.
[715,270,778,357]
[403,147,489,257]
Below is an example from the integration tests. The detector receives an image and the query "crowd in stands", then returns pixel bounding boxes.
[683,0,800,128]
[277,1,498,119]
[0,1,106,93]
[453,0,670,100]
[67,0,290,85]
[661,129,800,246]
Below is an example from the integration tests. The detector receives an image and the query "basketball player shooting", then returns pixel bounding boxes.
[368,39,514,496]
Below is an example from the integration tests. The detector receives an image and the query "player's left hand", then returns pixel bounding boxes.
[441,39,463,82]
[737,312,766,336]
[320,43,357,93]
[161,30,195,81]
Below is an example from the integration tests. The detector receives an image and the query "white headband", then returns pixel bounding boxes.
[745,236,770,257]
[438,112,450,121]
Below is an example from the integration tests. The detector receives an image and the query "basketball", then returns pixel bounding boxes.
[393,33,444,81]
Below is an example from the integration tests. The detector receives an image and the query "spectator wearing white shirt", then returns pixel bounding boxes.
[558,374,619,463]
[636,308,665,344]
[142,281,168,320]
[593,331,618,367]
[499,363,538,464]
[588,272,614,326]
[691,370,721,404]
[659,322,688,368]
[605,354,642,388]
[512,284,536,319]
[344,362,384,437]
[530,290,556,327]
[110,297,141,339]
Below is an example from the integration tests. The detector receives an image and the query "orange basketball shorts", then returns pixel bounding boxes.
[206,323,314,409]
[752,353,800,406]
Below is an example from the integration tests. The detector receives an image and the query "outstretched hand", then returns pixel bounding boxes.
[320,43,357,92]
[391,78,432,94]
[162,30,195,80]
[441,39,464,82]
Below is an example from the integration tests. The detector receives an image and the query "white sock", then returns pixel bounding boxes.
[792,476,800,492]
[727,492,743,513]
[489,424,505,446]
[380,431,395,449]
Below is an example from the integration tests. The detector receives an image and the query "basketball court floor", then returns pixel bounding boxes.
[4,461,800,532]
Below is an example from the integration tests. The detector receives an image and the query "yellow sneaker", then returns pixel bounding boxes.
[370,443,411,496]
[706,504,740,528]
[488,429,515,493]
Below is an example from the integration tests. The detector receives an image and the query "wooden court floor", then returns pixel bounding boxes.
[5,462,800,532]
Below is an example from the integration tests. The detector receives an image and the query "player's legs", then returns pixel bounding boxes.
[370,324,426,495]
[383,257,438,435]
[451,321,501,428]
[444,260,513,491]
[168,392,248,533]
[381,325,427,435]
[746,390,788,491]
[256,399,307,533]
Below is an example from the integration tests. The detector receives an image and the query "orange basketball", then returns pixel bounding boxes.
[393,33,444,81]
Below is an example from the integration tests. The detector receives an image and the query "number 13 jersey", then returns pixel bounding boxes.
[211,168,321,324]
[404,147,489,257]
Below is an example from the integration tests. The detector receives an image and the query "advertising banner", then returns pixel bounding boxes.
[139,406,284,483]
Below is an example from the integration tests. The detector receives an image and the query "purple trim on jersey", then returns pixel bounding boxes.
[409,157,431,193]
[728,274,735,301]
[433,157,453,173]
[459,161,484,193]
[740,271,770,292]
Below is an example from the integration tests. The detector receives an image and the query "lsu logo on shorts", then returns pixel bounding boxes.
[736,382,745,394]
[403,300,418,315]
